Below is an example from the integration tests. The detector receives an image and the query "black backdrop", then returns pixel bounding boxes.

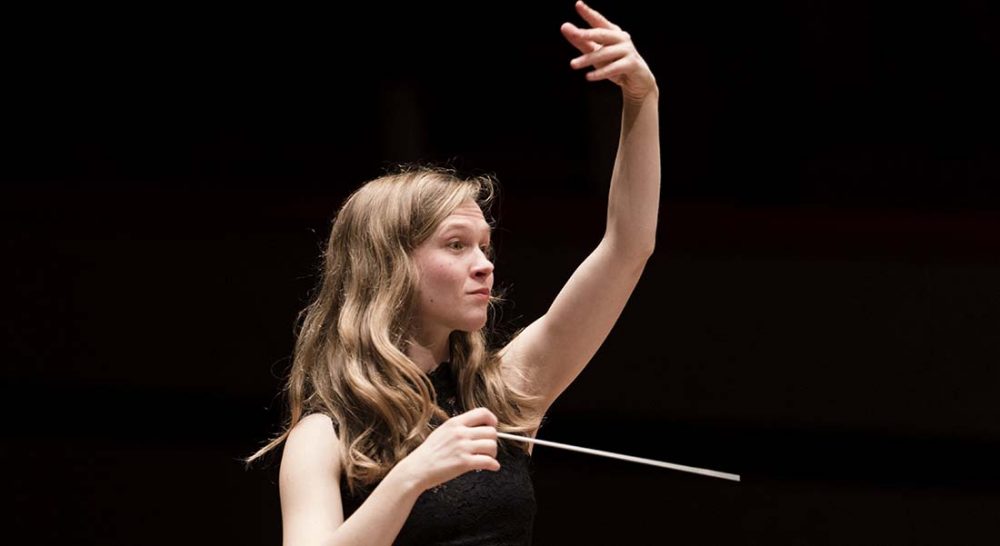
[5,1,1000,544]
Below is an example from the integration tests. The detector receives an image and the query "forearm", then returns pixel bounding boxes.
[604,88,660,257]
[325,466,425,546]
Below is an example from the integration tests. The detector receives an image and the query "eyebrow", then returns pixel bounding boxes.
[441,221,492,237]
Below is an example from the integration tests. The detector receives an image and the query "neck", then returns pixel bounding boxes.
[406,330,452,374]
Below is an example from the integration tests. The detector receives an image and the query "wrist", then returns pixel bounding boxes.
[387,459,427,497]
[623,83,659,106]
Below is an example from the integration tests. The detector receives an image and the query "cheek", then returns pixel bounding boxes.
[422,260,460,299]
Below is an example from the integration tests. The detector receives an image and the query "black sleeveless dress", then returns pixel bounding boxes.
[339,361,537,545]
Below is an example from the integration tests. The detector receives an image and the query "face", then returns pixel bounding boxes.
[410,198,495,336]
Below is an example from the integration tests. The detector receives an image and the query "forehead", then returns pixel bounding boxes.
[437,200,490,233]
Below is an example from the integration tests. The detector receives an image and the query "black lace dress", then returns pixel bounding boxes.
[339,361,537,545]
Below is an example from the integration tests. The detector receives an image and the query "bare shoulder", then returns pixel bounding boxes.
[279,413,345,541]
[282,412,342,480]
[498,345,547,411]
[498,351,545,455]
[498,343,533,395]
[290,413,340,445]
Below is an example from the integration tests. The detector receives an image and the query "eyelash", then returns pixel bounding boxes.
[449,240,494,258]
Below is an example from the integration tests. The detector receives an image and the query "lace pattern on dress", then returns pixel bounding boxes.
[339,362,537,545]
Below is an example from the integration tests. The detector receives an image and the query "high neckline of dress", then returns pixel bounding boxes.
[428,361,450,376]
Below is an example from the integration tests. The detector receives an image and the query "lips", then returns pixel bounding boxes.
[470,288,491,296]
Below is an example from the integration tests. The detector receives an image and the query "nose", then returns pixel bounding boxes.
[473,249,494,278]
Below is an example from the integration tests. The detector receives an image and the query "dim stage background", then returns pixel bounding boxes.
[4,1,1000,544]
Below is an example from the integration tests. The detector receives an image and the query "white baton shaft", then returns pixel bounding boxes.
[497,432,740,482]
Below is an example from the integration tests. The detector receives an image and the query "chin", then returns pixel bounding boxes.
[457,319,488,333]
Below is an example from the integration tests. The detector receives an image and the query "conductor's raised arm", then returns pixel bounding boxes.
[499,1,660,416]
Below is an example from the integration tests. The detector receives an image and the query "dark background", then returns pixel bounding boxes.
[5,1,1000,544]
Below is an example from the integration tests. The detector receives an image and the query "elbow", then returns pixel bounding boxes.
[623,244,655,266]
[632,239,655,260]
[603,233,655,261]
[642,239,655,257]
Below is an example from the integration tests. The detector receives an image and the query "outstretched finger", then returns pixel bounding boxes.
[585,55,632,82]
[569,27,630,47]
[560,22,600,54]
[571,42,628,70]
[575,0,619,31]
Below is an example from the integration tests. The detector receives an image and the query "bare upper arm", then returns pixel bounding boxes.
[279,413,344,546]
[497,241,650,458]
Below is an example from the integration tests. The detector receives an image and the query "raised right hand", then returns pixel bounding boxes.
[398,407,501,492]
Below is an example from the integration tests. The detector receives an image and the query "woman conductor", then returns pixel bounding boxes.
[247,2,659,544]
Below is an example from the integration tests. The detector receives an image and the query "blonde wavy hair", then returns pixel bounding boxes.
[245,164,544,495]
